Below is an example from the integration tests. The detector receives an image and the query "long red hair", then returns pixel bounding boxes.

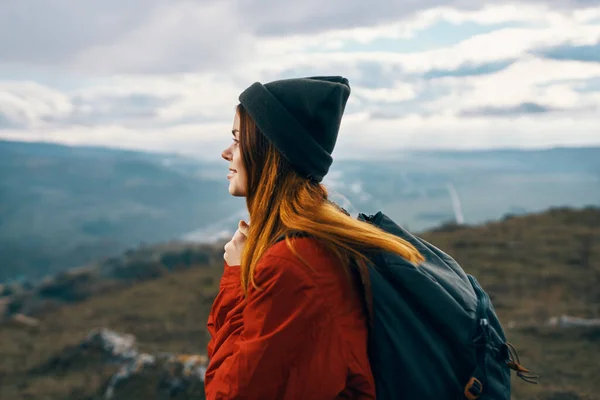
[237,104,424,315]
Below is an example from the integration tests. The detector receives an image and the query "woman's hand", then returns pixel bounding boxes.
[224,220,249,266]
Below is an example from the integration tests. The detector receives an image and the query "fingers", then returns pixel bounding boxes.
[226,232,245,253]
[223,241,230,260]
[224,220,250,263]
[238,220,249,237]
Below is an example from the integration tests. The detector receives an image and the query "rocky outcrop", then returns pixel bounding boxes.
[547,315,600,328]
[32,328,209,400]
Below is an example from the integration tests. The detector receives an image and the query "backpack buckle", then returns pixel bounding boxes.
[464,377,483,400]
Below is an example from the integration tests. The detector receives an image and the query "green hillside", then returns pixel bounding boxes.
[1,206,598,399]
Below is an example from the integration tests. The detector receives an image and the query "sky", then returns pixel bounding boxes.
[0,0,599,160]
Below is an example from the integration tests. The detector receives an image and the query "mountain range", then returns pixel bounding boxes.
[1,139,599,283]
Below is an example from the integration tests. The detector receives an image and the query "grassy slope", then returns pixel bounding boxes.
[423,206,600,399]
[0,265,223,400]
[1,206,599,400]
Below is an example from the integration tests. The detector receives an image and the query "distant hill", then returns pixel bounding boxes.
[328,147,600,229]
[0,206,598,400]
[0,140,243,282]
[1,139,599,283]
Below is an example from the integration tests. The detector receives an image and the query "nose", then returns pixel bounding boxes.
[221,147,232,161]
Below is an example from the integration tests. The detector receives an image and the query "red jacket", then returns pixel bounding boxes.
[205,236,376,399]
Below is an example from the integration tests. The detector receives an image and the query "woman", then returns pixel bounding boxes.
[205,76,424,399]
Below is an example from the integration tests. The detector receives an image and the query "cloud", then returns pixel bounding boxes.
[0,81,72,128]
[574,77,600,92]
[64,93,181,127]
[243,0,476,36]
[333,110,600,156]
[460,102,556,116]
[0,0,251,74]
[0,122,234,160]
[362,82,455,119]
[0,114,23,129]
[244,9,600,89]
[352,83,417,103]
[1,2,600,156]
[240,0,595,37]
[419,58,600,114]
[422,60,516,79]
[1,1,596,75]
[71,2,254,74]
[0,0,160,65]
[536,41,600,62]
[0,74,243,129]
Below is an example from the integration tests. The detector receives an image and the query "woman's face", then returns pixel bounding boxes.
[221,111,248,197]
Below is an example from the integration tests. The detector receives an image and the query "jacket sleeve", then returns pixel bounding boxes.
[206,261,245,360]
[204,254,334,400]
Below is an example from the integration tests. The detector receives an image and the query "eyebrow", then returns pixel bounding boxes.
[232,129,239,136]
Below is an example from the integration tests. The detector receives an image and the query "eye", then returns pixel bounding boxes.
[232,137,239,144]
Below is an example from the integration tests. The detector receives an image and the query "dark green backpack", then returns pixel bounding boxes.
[356,211,538,399]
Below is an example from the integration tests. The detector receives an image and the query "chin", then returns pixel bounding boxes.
[229,189,245,197]
[228,182,246,197]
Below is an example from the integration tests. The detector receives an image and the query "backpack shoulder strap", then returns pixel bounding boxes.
[274,231,312,244]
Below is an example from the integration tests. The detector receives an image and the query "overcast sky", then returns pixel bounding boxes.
[1,0,599,160]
